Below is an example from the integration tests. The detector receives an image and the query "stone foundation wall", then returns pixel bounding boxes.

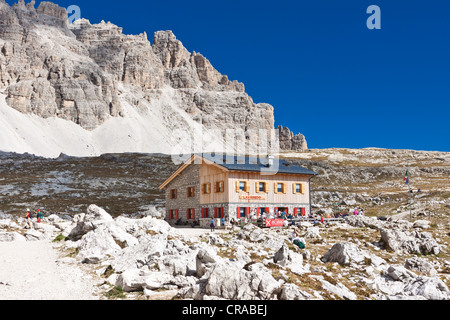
[165,164,200,222]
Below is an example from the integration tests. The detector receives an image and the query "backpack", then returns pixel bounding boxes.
[294,239,305,249]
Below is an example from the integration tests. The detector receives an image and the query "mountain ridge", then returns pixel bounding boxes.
[0,0,307,157]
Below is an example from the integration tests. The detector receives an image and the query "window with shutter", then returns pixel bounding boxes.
[257,182,268,193]
[215,181,224,193]
[187,187,195,198]
[237,181,247,192]
[276,183,284,194]
[202,183,211,194]
[293,183,304,194]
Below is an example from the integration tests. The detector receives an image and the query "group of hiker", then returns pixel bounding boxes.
[24,208,44,229]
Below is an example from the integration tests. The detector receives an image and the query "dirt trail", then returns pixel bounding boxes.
[0,240,99,300]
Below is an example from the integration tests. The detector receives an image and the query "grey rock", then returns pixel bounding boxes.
[403,277,449,300]
[203,260,281,300]
[68,204,114,240]
[0,231,26,242]
[277,125,308,152]
[321,242,368,266]
[196,247,220,278]
[379,228,441,255]
[0,1,307,153]
[405,257,437,276]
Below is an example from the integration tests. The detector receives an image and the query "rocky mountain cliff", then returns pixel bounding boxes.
[0,0,307,157]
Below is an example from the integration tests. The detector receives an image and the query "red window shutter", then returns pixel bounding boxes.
[275,207,278,217]
[176,210,179,219]
[237,207,241,218]
[246,207,250,217]
[257,207,260,217]
[214,208,218,218]
[294,208,298,217]
[201,208,205,218]
[266,208,269,213]
[192,209,195,220]
[187,209,190,219]
[302,208,306,216]
[221,207,224,218]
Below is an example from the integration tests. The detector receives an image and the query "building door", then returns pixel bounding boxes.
[215,207,224,219]
[237,207,249,219]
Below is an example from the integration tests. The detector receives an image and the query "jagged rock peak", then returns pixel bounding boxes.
[0,0,308,155]
[277,126,308,152]
[152,30,245,92]
[36,1,67,20]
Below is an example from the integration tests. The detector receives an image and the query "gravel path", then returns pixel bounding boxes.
[0,240,99,300]
[0,227,228,301]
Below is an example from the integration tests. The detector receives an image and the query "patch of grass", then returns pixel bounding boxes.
[52,234,67,242]
[104,285,127,300]
[64,247,79,258]
[217,247,237,260]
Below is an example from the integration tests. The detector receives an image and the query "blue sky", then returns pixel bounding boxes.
[7,0,450,151]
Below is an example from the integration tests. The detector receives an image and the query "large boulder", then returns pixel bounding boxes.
[68,204,114,240]
[321,242,368,266]
[403,277,449,300]
[273,244,306,274]
[77,227,121,264]
[370,264,450,300]
[202,261,282,300]
[115,268,174,292]
[110,236,168,272]
[345,215,383,229]
[379,228,441,255]
[278,283,312,300]
[196,247,220,278]
[237,224,287,249]
[77,223,138,264]
[0,232,26,242]
[405,257,437,276]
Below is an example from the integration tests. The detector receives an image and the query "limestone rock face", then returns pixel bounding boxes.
[0,0,306,154]
[0,2,122,130]
[277,126,308,152]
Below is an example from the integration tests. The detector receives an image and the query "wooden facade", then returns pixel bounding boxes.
[159,155,317,224]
